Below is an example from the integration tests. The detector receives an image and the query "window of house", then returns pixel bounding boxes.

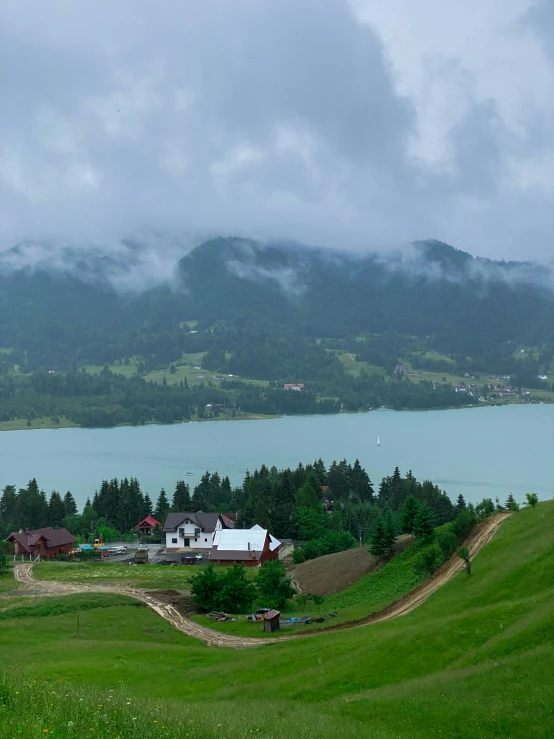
[171,538,177,544]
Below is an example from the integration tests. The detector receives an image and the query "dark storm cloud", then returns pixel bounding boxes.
[0,0,552,269]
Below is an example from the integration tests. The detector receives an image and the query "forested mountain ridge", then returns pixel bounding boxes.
[2,237,553,356]
[0,237,552,428]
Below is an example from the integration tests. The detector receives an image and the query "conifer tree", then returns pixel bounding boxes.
[0,485,17,534]
[413,502,435,540]
[63,491,77,518]
[143,493,153,517]
[384,510,397,556]
[48,491,66,528]
[505,494,519,512]
[401,494,419,536]
[369,517,387,558]
[154,488,170,523]
[455,494,466,514]
[172,481,191,511]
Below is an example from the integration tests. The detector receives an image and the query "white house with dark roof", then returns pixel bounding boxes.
[163,511,225,551]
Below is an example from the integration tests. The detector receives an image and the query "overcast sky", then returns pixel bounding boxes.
[1,0,553,262]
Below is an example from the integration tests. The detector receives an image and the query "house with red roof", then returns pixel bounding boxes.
[135,515,161,537]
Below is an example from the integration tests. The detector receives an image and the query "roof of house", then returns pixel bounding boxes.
[212,527,269,553]
[135,515,161,529]
[220,513,236,529]
[8,527,75,552]
[250,524,280,551]
[163,511,221,533]
[209,548,263,562]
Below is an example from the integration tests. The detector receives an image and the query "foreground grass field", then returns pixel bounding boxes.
[34,561,200,590]
[1,502,553,738]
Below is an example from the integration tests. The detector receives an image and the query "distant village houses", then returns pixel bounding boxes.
[284,383,304,391]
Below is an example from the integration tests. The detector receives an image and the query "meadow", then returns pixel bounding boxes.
[34,561,200,590]
[0,502,552,737]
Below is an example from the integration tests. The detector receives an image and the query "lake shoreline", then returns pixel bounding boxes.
[0,399,549,434]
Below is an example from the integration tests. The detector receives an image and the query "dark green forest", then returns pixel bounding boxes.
[1,458,509,570]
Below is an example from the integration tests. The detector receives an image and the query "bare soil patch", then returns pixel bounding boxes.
[291,535,411,595]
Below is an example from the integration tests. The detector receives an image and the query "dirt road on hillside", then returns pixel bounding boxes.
[10,513,509,648]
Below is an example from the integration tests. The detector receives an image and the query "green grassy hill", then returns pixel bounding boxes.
[0,502,553,738]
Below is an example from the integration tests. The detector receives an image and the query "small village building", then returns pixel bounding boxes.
[208,525,281,566]
[135,515,161,537]
[220,513,237,529]
[163,511,225,551]
[7,527,75,560]
[283,383,304,391]
[263,609,281,632]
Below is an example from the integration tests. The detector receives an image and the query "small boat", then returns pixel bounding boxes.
[377,435,380,446]
[185,472,193,476]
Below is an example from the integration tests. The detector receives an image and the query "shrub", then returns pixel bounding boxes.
[292,548,306,564]
[413,543,442,579]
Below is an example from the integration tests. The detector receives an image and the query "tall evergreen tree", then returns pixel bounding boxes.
[413,503,435,540]
[401,494,419,535]
[350,459,374,502]
[455,494,467,514]
[0,485,17,535]
[62,491,77,518]
[143,493,153,517]
[384,510,397,556]
[241,478,272,530]
[369,517,387,558]
[172,481,191,511]
[48,491,66,528]
[271,469,296,539]
[154,488,170,524]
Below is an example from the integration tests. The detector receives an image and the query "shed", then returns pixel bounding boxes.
[263,609,281,632]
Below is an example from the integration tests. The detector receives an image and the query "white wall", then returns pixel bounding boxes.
[165,518,222,550]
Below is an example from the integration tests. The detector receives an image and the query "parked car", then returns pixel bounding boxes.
[107,546,128,556]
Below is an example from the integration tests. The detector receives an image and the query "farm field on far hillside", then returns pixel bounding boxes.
[1,503,553,738]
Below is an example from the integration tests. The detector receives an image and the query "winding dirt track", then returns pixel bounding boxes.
[11,513,509,649]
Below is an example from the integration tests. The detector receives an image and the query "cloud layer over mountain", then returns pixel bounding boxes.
[1,0,552,261]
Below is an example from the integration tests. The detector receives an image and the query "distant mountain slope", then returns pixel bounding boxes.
[175,237,554,349]
[0,237,553,365]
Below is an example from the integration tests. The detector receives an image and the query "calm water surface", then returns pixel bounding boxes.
[0,405,551,507]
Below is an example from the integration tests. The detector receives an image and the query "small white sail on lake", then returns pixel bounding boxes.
[377,435,380,446]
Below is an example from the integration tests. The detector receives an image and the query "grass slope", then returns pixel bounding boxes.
[34,561,201,590]
[1,502,553,738]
